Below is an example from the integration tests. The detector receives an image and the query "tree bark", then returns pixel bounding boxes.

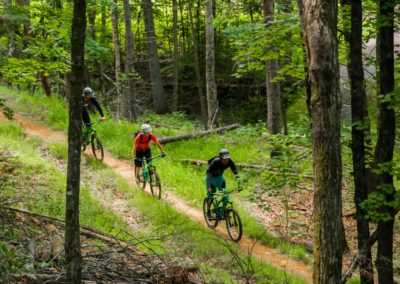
[263,0,281,134]
[171,0,179,112]
[158,123,240,144]
[141,0,169,114]
[65,0,86,282]
[189,2,206,127]
[122,0,138,122]
[374,0,396,282]
[111,0,123,120]
[4,0,16,56]
[341,0,374,282]
[205,0,218,129]
[301,0,344,282]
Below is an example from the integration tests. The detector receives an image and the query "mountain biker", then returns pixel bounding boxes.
[132,123,166,179]
[82,87,105,126]
[205,149,240,215]
[82,87,105,143]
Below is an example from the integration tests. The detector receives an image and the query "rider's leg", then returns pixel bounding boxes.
[82,109,91,143]
[135,151,144,179]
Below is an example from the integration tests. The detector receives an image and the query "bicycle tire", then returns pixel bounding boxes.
[225,208,242,242]
[149,170,162,199]
[91,133,104,162]
[134,166,146,189]
[203,198,218,228]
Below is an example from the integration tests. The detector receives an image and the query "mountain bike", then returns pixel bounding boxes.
[203,187,243,242]
[81,120,104,162]
[134,155,163,199]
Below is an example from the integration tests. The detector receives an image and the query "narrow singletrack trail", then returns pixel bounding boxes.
[1,113,313,283]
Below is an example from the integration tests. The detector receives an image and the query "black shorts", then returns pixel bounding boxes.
[135,149,152,167]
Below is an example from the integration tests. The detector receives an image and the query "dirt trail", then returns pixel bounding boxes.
[1,113,313,283]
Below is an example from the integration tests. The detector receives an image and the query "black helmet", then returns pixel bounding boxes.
[219,148,231,159]
[83,87,94,97]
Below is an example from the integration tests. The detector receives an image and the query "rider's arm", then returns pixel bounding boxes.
[132,136,139,157]
[90,97,105,118]
[229,159,239,176]
[152,135,165,153]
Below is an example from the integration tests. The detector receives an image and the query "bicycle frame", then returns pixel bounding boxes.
[135,155,163,182]
[211,189,239,221]
[82,120,101,145]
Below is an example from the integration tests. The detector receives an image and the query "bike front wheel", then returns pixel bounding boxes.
[91,133,104,162]
[203,198,218,228]
[135,166,146,189]
[149,170,162,199]
[225,208,242,242]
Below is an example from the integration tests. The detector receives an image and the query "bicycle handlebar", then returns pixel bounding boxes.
[84,120,103,127]
[211,188,242,196]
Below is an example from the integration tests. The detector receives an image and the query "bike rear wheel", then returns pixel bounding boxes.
[203,198,218,228]
[135,166,146,189]
[225,208,242,242]
[149,169,162,199]
[91,133,104,161]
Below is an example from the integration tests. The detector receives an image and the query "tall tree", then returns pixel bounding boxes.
[301,0,343,282]
[122,0,138,121]
[263,0,281,134]
[141,0,169,114]
[171,0,179,111]
[111,0,123,120]
[373,0,396,282]
[189,2,206,126]
[4,0,16,56]
[65,0,86,282]
[341,0,374,282]
[205,0,218,129]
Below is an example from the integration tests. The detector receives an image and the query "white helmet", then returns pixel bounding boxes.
[83,87,94,97]
[141,123,152,133]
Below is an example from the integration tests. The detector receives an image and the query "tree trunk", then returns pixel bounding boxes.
[111,0,123,120]
[374,0,396,282]
[88,0,96,39]
[171,0,179,112]
[342,0,374,282]
[141,0,169,114]
[65,0,86,282]
[205,0,218,129]
[122,0,138,122]
[189,3,206,126]
[301,0,344,282]
[16,0,31,49]
[4,0,16,56]
[99,3,106,97]
[263,0,281,134]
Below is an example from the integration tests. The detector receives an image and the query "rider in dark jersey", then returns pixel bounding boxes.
[82,87,105,143]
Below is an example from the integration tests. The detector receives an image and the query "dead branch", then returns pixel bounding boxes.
[158,123,240,144]
[340,229,378,284]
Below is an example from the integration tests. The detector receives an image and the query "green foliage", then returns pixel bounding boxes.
[0,97,14,120]
[0,242,25,281]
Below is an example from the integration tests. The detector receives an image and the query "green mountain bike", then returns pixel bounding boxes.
[134,155,163,199]
[203,188,243,242]
[81,120,104,162]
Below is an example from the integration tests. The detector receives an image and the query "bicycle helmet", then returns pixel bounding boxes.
[83,87,94,97]
[141,123,152,133]
[219,148,231,159]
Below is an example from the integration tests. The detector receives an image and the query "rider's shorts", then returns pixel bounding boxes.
[135,149,152,167]
[205,175,226,199]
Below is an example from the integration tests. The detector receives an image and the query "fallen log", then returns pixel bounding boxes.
[158,123,240,144]
[175,158,266,169]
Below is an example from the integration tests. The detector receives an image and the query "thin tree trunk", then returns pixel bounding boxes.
[205,0,218,129]
[189,3,206,126]
[16,0,31,49]
[341,0,374,282]
[122,0,138,122]
[263,0,281,134]
[301,0,343,282]
[88,0,96,39]
[141,0,169,114]
[374,0,396,282]
[99,3,106,97]
[171,0,179,111]
[111,0,123,120]
[65,0,86,282]
[4,0,16,56]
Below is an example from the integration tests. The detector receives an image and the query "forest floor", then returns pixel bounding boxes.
[0,112,314,283]
[3,111,399,283]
